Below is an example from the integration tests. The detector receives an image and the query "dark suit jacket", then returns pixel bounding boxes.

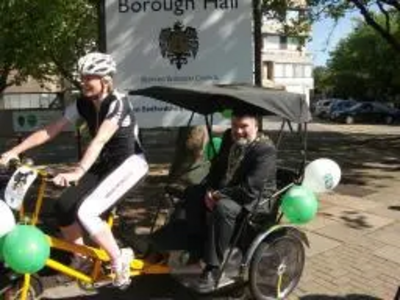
[205,129,277,212]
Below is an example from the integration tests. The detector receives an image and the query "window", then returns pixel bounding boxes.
[279,36,288,50]
[304,65,312,78]
[294,64,304,78]
[264,35,280,50]
[286,10,299,24]
[285,64,294,78]
[275,64,284,78]
[2,93,61,109]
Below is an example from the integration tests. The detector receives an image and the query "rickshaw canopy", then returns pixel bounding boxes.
[129,83,312,123]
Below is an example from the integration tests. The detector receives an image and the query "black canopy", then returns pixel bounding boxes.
[129,83,311,123]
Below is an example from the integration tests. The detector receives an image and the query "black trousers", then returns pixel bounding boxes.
[184,184,242,267]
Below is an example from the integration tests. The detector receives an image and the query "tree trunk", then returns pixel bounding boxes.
[253,0,264,130]
[253,0,262,87]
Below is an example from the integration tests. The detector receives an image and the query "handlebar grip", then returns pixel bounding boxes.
[45,172,77,187]
[5,158,21,171]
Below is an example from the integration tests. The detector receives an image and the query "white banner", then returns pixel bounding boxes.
[105,0,253,128]
[12,110,74,132]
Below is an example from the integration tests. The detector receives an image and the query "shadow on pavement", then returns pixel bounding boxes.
[40,274,244,300]
[388,205,400,211]
[40,275,193,300]
[300,294,381,300]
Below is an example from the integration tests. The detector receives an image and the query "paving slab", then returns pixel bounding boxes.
[319,205,395,232]
[315,222,375,242]
[368,223,400,248]
[320,193,382,211]
[365,204,400,221]
[302,215,339,231]
[374,245,400,265]
[304,231,341,258]
[293,240,400,300]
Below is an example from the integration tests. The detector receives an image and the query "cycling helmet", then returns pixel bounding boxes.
[78,52,116,77]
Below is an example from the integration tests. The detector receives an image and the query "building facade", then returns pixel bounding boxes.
[0,72,64,110]
[261,1,314,104]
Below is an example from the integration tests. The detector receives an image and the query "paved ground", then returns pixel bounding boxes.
[288,122,400,300]
[2,121,400,299]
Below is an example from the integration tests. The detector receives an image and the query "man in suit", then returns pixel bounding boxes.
[183,108,277,292]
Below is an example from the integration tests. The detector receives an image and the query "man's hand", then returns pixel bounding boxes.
[0,151,19,166]
[52,169,84,187]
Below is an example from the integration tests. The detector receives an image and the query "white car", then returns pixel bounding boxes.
[314,99,337,118]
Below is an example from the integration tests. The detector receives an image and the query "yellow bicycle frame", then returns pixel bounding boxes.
[14,166,170,300]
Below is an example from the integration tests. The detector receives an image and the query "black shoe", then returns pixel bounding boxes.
[192,268,216,293]
[192,267,235,294]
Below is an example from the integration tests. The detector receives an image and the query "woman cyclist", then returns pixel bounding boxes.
[0,52,148,289]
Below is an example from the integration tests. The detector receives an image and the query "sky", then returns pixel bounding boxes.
[309,11,360,66]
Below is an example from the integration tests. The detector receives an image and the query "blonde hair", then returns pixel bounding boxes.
[102,75,114,93]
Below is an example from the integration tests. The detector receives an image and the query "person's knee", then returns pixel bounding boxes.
[77,205,105,236]
[214,198,242,219]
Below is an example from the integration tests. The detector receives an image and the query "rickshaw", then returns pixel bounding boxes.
[0,83,312,300]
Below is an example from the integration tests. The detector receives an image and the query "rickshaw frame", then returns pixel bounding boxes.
[129,83,312,298]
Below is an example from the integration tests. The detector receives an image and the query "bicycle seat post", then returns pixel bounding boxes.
[107,207,118,228]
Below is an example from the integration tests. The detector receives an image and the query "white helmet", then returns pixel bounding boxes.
[78,52,116,77]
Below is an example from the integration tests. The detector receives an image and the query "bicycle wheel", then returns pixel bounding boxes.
[249,234,305,300]
[3,275,43,300]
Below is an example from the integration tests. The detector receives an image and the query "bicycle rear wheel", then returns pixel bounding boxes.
[249,234,305,300]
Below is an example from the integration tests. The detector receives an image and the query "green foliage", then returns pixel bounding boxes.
[325,14,400,101]
[262,0,400,53]
[0,0,97,93]
[313,66,333,96]
[262,0,311,41]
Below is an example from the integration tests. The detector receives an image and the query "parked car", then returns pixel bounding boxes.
[328,100,357,120]
[314,99,338,119]
[331,102,399,124]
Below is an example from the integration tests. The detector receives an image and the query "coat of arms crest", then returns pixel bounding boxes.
[159,21,199,70]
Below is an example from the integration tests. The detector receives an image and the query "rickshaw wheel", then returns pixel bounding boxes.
[249,234,305,300]
[3,275,43,300]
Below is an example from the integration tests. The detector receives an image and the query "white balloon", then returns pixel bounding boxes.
[302,158,341,193]
[0,200,16,238]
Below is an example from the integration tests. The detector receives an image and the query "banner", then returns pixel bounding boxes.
[12,110,74,132]
[105,0,253,127]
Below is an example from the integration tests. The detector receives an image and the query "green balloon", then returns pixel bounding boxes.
[221,109,232,119]
[281,185,319,224]
[204,137,222,161]
[3,225,50,274]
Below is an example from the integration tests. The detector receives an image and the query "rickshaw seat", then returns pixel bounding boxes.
[231,167,300,240]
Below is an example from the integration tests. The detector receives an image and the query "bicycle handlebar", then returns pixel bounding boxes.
[2,158,56,180]
[2,157,78,187]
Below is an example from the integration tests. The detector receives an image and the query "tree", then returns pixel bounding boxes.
[261,0,400,55]
[313,66,333,97]
[326,16,400,101]
[307,0,400,53]
[0,0,97,94]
